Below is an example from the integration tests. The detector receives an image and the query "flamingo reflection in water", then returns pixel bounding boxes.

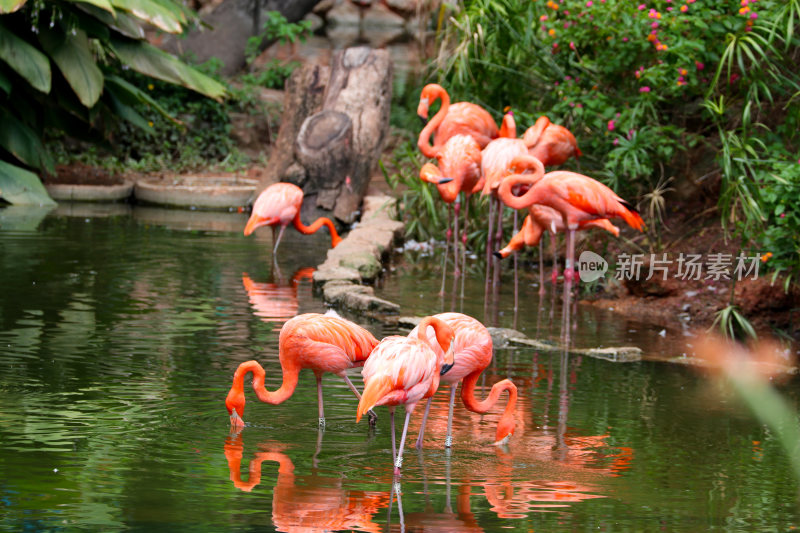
[242,268,315,328]
[224,433,391,532]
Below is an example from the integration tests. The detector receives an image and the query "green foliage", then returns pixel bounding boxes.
[242,10,311,90]
[710,304,758,341]
[0,0,226,204]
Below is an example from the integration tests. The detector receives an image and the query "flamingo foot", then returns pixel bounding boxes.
[368,409,378,427]
[564,269,577,283]
[551,269,560,283]
[538,286,546,296]
[318,417,326,428]
[445,435,453,448]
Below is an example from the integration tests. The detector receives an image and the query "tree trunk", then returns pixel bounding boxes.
[319,47,393,223]
[296,110,354,210]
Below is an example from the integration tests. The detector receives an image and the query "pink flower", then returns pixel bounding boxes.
[680,5,688,12]
[638,4,646,9]
[608,119,616,131]
[780,213,786,218]
[640,86,651,92]
[750,12,758,19]
[576,103,583,108]
[623,37,629,42]
[569,41,576,50]
[586,0,593,6]
[696,61,705,70]
[613,138,620,146]
[652,21,659,28]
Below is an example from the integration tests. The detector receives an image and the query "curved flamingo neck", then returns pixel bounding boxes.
[498,112,516,139]
[233,360,299,406]
[418,86,450,158]
[417,316,454,355]
[460,374,517,442]
[523,116,551,148]
[497,156,545,209]
[293,212,342,248]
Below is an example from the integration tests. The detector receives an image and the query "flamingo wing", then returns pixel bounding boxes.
[437,102,499,149]
[480,138,529,195]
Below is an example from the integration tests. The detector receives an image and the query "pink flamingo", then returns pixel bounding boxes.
[419,133,482,294]
[417,83,503,158]
[409,312,517,448]
[244,182,342,254]
[225,313,379,429]
[356,316,456,475]
[523,116,582,166]
[497,155,644,282]
[495,206,619,292]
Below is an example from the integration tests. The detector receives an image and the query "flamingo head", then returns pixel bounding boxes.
[419,163,453,185]
[243,213,274,236]
[494,418,516,446]
[437,324,456,375]
[225,387,246,429]
[417,96,429,124]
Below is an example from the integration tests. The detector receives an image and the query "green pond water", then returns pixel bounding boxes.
[1,203,799,532]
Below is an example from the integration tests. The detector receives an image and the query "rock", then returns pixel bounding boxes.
[312,266,362,284]
[582,347,642,363]
[487,327,528,348]
[397,316,422,329]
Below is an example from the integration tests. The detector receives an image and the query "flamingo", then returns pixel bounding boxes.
[477,117,530,293]
[244,182,342,254]
[522,116,582,166]
[241,268,315,327]
[417,83,500,158]
[497,155,644,283]
[225,313,379,429]
[409,312,517,448]
[494,206,619,293]
[356,316,456,475]
[418,134,481,294]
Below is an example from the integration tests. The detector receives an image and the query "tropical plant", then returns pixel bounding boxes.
[0,0,226,205]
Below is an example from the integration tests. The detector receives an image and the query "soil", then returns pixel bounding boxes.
[577,191,800,343]
[44,163,128,186]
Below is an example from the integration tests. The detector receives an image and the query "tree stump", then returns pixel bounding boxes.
[296,110,354,210]
[254,46,392,225]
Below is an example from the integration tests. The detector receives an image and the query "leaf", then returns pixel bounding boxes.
[0,22,51,93]
[104,74,181,124]
[0,160,56,206]
[0,108,54,172]
[78,4,144,39]
[71,0,115,14]
[39,29,103,108]
[105,88,153,132]
[109,0,183,33]
[111,38,226,101]
[0,0,26,14]
[0,69,9,95]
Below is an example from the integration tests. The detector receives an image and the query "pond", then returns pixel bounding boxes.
[1,204,799,531]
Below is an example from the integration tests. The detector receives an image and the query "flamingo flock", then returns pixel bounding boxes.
[227,83,641,480]
[415,83,643,295]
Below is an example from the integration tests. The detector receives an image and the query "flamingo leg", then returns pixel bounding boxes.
[341,374,377,426]
[539,238,546,295]
[550,231,560,284]
[273,224,288,256]
[390,406,397,465]
[513,209,519,312]
[440,204,452,296]
[415,397,433,449]
[565,228,576,284]
[394,407,414,475]
[445,384,457,448]
[453,199,461,277]
[316,374,325,428]
[485,195,496,291]
[460,194,470,299]
[492,197,503,289]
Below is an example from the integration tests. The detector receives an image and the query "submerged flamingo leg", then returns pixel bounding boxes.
[415,397,433,449]
[453,199,461,277]
[389,407,397,465]
[394,408,414,475]
[564,229,577,283]
[316,374,325,428]
[445,384,458,448]
[492,197,503,289]
[513,210,519,312]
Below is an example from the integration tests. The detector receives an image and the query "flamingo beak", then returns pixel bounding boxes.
[418,114,428,126]
[440,362,454,375]
[243,214,266,236]
[230,408,245,429]
[436,177,454,184]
